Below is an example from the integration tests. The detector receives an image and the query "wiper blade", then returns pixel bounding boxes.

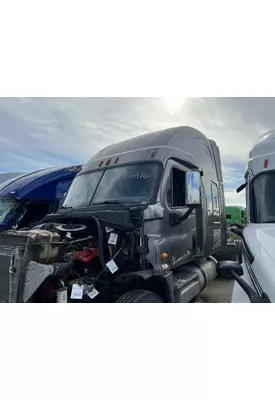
[103,200,132,211]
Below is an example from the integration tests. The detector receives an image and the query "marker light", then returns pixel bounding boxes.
[264,159,268,168]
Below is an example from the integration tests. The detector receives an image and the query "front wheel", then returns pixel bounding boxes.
[116,290,163,303]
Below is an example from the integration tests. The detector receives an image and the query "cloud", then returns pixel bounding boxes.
[225,190,246,207]
[0,97,273,206]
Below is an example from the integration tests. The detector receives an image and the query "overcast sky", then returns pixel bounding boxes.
[0,97,272,206]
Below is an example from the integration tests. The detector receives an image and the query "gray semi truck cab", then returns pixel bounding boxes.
[0,127,228,303]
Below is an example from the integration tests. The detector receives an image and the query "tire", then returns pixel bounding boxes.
[116,290,163,303]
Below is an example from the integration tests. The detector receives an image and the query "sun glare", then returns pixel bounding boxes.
[162,96,187,114]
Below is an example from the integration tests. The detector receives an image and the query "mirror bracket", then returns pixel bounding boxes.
[170,206,196,226]
[217,260,244,279]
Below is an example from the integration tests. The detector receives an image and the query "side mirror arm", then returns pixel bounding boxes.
[230,271,266,303]
[170,206,196,227]
[217,261,269,303]
[236,182,247,193]
[230,226,243,237]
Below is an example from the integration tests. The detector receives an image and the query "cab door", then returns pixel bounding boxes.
[211,181,221,224]
[210,181,222,252]
[160,159,197,268]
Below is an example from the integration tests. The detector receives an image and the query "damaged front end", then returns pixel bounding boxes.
[0,204,160,303]
[0,160,173,302]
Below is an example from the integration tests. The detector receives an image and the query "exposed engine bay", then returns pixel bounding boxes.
[0,214,148,303]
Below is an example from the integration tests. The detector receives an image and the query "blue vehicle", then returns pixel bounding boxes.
[0,172,25,185]
[0,165,82,231]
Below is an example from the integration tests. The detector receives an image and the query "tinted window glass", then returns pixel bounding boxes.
[63,171,103,208]
[92,163,160,204]
[63,163,160,208]
[252,172,275,223]
[0,197,18,222]
[168,169,186,207]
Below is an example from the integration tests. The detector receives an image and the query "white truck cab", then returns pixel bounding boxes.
[231,129,275,302]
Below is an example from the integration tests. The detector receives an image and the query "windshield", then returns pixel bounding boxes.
[252,172,275,223]
[63,170,104,208]
[63,162,161,208]
[0,197,18,223]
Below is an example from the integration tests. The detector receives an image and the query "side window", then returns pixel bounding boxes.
[167,168,186,208]
[211,182,220,219]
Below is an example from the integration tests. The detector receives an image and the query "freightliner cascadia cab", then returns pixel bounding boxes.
[0,127,232,303]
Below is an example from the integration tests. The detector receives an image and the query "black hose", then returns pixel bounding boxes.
[231,271,265,303]
[90,215,109,272]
